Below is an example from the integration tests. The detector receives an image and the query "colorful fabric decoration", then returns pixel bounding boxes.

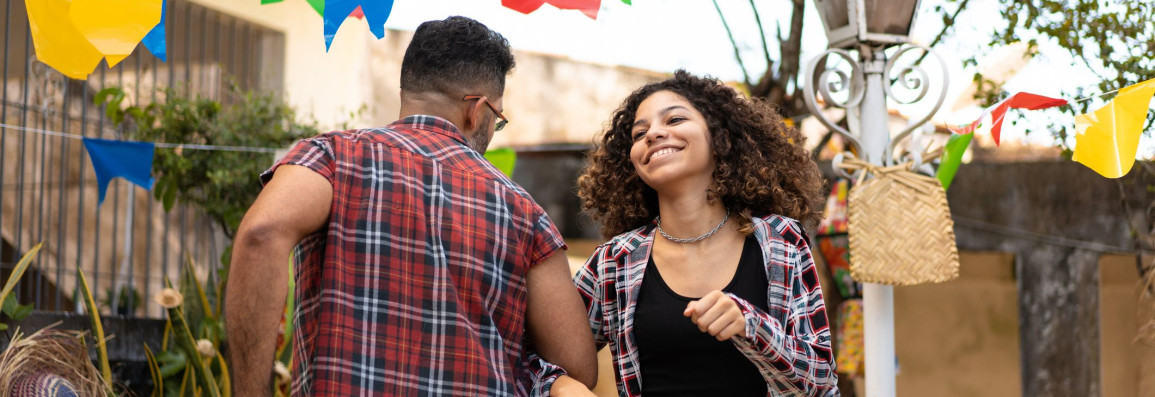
[817,179,850,235]
[502,0,603,19]
[836,299,864,376]
[69,0,163,67]
[82,138,156,204]
[818,235,860,299]
[1073,78,1155,178]
[935,132,973,191]
[140,0,167,62]
[24,0,105,80]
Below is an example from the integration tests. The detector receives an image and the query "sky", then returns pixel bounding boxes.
[372,0,1153,157]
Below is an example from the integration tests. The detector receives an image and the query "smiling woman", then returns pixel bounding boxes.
[522,70,838,397]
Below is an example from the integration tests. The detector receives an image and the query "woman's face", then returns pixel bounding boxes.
[628,90,715,193]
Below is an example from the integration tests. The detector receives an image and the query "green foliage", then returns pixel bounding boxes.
[96,86,319,239]
[946,0,1155,147]
[103,285,143,316]
[0,243,43,331]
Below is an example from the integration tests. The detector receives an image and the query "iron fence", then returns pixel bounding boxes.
[0,0,284,318]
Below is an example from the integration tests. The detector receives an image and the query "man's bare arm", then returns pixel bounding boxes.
[525,251,599,388]
[225,165,332,396]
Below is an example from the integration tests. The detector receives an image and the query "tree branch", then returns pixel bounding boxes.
[914,0,971,65]
[748,0,773,69]
[713,0,753,89]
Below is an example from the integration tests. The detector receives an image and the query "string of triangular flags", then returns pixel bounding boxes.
[26,0,631,80]
[936,77,1155,188]
[1,121,517,208]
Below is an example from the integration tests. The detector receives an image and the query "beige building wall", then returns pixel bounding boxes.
[190,0,667,146]
[894,252,1022,396]
[1101,255,1155,397]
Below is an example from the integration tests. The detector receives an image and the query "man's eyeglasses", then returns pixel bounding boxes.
[463,95,509,132]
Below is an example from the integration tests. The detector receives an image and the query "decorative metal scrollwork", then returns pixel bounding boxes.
[883,44,948,166]
[802,43,949,171]
[802,48,867,155]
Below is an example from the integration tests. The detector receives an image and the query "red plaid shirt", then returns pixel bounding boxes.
[263,115,566,396]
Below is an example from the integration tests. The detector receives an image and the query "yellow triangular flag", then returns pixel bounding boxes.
[70,0,163,68]
[1073,78,1155,178]
[25,0,104,80]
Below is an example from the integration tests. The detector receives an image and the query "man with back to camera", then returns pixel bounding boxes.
[225,16,598,396]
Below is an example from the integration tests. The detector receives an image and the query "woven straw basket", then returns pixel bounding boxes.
[845,160,959,286]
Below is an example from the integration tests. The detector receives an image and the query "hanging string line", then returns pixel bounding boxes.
[0,122,282,153]
[1068,88,1122,104]
[953,216,1155,255]
[788,81,1133,127]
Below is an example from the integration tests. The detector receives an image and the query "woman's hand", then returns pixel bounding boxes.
[683,290,747,341]
[551,375,599,397]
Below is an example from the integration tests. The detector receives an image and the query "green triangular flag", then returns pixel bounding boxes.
[484,147,517,177]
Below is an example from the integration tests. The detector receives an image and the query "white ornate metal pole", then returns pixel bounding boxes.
[802,43,947,397]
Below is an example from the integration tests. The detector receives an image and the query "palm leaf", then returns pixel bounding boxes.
[76,267,114,392]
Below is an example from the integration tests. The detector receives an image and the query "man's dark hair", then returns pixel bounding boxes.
[401,16,516,97]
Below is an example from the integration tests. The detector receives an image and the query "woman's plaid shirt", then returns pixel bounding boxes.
[522,215,838,396]
[264,115,566,396]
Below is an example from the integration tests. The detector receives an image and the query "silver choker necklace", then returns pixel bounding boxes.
[655,209,730,244]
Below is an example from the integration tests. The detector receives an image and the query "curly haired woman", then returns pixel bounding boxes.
[524,70,839,397]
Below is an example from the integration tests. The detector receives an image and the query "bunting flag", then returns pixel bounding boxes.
[25,0,105,80]
[483,147,518,177]
[935,132,974,191]
[324,0,394,50]
[949,93,1067,141]
[70,0,163,67]
[306,0,323,15]
[987,93,1068,145]
[286,0,364,19]
[82,138,156,204]
[1073,78,1155,178]
[141,0,167,62]
[502,0,603,19]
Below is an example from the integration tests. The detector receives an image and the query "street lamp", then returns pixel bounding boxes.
[802,1,946,396]
[813,0,923,49]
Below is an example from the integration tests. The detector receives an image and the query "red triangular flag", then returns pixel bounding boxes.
[988,93,1068,145]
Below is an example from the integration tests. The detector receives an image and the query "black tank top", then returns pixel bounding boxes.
[634,235,770,396]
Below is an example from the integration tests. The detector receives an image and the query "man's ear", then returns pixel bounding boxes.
[462,99,485,132]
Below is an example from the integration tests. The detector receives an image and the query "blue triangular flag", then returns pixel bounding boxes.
[324,0,394,51]
[82,137,156,204]
[142,0,168,62]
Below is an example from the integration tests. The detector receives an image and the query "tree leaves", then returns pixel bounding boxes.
[956,0,1155,145]
[99,85,318,238]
